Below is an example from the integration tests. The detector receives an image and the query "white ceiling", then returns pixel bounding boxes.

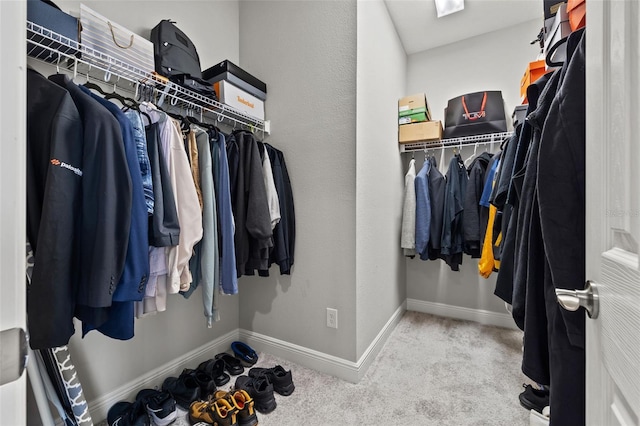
[384,0,543,55]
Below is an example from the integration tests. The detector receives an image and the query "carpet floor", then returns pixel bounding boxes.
[169,311,530,426]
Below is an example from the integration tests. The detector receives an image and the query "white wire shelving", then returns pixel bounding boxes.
[26,21,269,135]
[399,131,513,153]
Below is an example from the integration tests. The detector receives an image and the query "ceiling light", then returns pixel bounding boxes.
[434,0,465,18]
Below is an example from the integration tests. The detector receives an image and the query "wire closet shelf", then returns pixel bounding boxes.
[26,21,268,134]
[399,131,513,153]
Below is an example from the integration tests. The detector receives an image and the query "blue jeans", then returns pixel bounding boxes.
[123,110,154,214]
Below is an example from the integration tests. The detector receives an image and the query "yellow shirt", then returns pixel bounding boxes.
[478,204,502,278]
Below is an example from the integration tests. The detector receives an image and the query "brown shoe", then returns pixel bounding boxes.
[214,390,258,426]
[189,397,238,426]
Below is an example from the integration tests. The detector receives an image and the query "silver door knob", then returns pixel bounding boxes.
[0,328,29,386]
[555,280,599,319]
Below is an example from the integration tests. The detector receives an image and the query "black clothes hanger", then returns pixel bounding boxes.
[545,36,568,68]
[187,115,221,141]
[83,81,152,124]
[83,81,108,96]
[164,110,191,133]
[104,90,136,108]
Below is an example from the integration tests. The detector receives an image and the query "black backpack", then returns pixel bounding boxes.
[150,20,202,78]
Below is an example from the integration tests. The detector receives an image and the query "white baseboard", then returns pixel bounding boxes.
[354,301,406,381]
[85,299,515,422]
[239,302,406,384]
[406,298,519,330]
[88,329,238,423]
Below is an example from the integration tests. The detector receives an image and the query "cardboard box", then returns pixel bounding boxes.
[214,80,265,121]
[399,121,442,144]
[543,0,566,19]
[203,60,267,94]
[206,71,266,101]
[399,112,428,125]
[398,93,431,121]
[520,60,547,103]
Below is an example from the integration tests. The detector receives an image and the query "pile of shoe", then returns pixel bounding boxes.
[107,341,296,426]
[188,341,295,424]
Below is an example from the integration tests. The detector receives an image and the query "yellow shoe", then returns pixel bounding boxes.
[189,397,238,426]
[213,390,258,426]
[231,389,258,426]
[189,399,215,424]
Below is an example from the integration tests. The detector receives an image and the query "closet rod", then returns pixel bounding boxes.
[26,20,269,135]
[399,131,513,153]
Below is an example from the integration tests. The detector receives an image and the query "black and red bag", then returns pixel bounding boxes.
[443,91,507,139]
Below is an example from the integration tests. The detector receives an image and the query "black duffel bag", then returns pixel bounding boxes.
[443,91,507,139]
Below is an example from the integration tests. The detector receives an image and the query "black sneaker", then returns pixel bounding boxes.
[107,400,150,426]
[519,384,549,413]
[231,341,259,367]
[234,375,277,414]
[162,374,201,410]
[182,368,217,398]
[135,389,177,426]
[198,358,231,386]
[215,352,245,375]
[248,365,295,396]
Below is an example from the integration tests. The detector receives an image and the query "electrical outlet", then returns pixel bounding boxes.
[326,308,338,329]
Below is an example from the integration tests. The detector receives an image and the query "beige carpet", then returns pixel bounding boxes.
[170,311,530,426]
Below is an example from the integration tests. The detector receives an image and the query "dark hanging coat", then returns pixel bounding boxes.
[27,69,84,349]
[226,131,273,277]
[463,151,493,258]
[537,29,586,426]
[441,154,468,271]
[426,156,446,260]
[265,143,296,275]
[494,72,553,307]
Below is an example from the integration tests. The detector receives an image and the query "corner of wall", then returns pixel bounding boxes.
[355,0,408,359]
[238,0,359,362]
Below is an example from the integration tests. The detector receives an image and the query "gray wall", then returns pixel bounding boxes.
[407,19,542,124]
[355,0,407,358]
[56,0,240,69]
[28,0,242,410]
[238,0,359,361]
[405,19,542,313]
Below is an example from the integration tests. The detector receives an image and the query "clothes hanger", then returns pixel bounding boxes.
[89,77,152,123]
[545,36,568,68]
[464,142,479,167]
[185,114,218,137]
[83,80,108,96]
[164,110,191,133]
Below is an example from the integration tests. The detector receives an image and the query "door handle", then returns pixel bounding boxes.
[555,280,599,319]
[0,328,29,386]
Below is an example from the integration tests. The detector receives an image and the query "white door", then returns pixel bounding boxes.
[0,0,27,424]
[583,0,640,424]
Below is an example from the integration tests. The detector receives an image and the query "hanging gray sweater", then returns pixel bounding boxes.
[401,159,417,257]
